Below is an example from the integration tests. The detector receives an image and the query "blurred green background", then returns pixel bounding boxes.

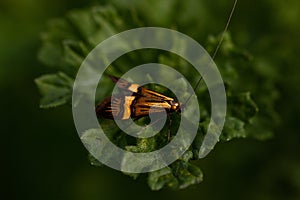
[2,0,300,199]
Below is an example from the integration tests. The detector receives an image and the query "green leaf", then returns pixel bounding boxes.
[61,40,87,69]
[228,92,259,123]
[81,128,127,168]
[35,72,73,108]
[148,159,203,190]
[38,18,79,68]
[36,3,281,191]
[221,117,246,141]
[37,42,63,68]
[180,150,194,162]
[124,133,157,153]
[171,160,203,189]
[148,167,179,190]
[88,154,103,167]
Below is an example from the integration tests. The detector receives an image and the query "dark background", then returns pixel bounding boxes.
[2,0,300,199]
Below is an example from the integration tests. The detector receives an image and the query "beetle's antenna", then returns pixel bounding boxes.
[184,0,238,105]
[211,0,238,61]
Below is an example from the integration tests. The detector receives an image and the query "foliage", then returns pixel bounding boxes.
[35,2,280,190]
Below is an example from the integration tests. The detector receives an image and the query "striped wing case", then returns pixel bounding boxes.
[96,76,178,120]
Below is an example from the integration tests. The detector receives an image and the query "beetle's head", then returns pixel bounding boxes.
[170,101,182,113]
